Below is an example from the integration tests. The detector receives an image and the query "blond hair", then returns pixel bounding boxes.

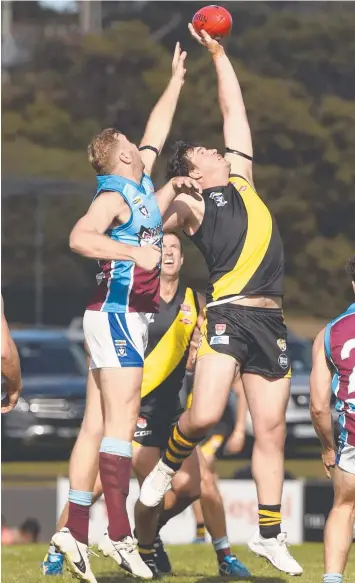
[88,128,121,174]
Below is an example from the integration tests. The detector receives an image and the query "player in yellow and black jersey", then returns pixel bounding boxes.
[134,261,200,448]
[139,26,303,578]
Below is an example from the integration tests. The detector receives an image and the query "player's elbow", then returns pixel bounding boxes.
[69,228,86,256]
[310,399,329,420]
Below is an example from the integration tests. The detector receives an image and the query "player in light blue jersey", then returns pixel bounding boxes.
[47,45,201,583]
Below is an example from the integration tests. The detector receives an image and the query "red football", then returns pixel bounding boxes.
[192,5,233,39]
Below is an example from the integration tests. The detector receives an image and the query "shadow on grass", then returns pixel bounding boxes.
[96,574,286,583]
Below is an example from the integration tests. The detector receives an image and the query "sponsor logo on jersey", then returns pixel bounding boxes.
[137,417,147,429]
[277,338,287,352]
[215,323,226,335]
[139,205,150,218]
[239,185,247,192]
[136,225,162,247]
[134,430,152,437]
[133,196,142,205]
[209,191,228,207]
[278,354,289,369]
[210,335,229,345]
[180,317,193,325]
[179,304,192,324]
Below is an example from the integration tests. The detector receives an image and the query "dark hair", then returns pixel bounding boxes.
[166,141,196,180]
[20,518,40,541]
[346,256,355,282]
[163,231,184,255]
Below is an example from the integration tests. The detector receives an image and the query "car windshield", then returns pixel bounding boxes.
[16,341,87,377]
[289,340,312,374]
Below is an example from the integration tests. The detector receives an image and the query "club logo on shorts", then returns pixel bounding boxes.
[215,324,226,335]
[209,191,228,207]
[115,339,127,357]
[277,338,287,352]
[137,417,147,429]
[278,354,289,369]
[139,205,150,218]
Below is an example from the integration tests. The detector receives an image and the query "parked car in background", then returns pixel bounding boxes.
[2,329,87,460]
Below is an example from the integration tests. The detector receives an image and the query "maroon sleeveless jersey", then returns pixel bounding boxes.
[325,303,355,446]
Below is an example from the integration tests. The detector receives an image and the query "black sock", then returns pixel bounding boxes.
[138,542,155,562]
[162,423,201,471]
[258,504,281,539]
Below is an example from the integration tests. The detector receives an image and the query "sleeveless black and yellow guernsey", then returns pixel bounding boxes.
[191,175,291,379]
[134,284,200,448]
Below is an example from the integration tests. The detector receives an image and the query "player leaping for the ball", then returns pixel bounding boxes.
[310,257,355,583]
[50,44,201,583]
[139,27,303,577]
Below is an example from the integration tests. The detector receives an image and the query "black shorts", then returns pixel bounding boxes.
[201,389,237,457]
[198,303,291,379]
[133,408,182,449]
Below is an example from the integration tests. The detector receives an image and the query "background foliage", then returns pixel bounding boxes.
[2,1,355,323]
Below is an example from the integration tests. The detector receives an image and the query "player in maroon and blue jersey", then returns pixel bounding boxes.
[310,256,355,583]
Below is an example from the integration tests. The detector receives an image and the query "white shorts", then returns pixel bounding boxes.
[336,442,355,475]
[83,310,149,369]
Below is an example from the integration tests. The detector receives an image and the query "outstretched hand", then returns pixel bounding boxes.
[171,176,202,198]
[172,42,187,85]
[188,24,224,57]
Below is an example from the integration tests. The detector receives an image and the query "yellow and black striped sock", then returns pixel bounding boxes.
[138,542,155,562]
[162,424,202,471]
[258,504,282,539]
[196,522,206,540]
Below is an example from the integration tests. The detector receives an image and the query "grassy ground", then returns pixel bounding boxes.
[2,544,355,583]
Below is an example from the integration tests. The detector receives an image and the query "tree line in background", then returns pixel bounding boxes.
[2,1,355,323]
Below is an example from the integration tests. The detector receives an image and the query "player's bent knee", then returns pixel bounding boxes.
[173,471,201,500]
[189,410,220,435]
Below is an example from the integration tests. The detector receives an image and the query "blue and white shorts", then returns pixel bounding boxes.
[83,310,149,369]
[336,441,355,475]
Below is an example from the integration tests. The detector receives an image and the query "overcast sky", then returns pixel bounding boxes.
[39,0,77,12]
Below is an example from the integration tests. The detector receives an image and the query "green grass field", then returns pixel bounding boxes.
[2,544,355,583]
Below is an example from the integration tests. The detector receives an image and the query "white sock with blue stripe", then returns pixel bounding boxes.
[100,437,132,457]
[323,574,343,583]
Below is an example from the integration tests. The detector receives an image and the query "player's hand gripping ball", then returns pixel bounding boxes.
[192,5,232,39]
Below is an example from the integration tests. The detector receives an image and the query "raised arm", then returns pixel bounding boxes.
[69,192,161,272]
[1,296,22,414]
[139,43,187,176]
[156,176,201,217]
[188,26,253,182]
[309,328,336,478]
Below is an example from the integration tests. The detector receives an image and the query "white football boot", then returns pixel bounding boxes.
[248,531,303,576]
[98,532,153,579]
[139,459,175,507]
[51,528,97,583]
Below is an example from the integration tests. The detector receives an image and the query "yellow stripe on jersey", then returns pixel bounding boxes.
[212,176,273,301]
[141,287,197,398]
